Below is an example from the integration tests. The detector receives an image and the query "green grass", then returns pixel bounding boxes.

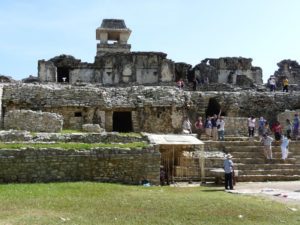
[0,183,299,225]
[60,129,82,134]
[0,142,148,150]
[116,132,143,138]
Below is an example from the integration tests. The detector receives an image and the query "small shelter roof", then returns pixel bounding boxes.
[146,133,204,145]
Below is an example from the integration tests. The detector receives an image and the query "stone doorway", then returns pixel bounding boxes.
[113,111,133,132]
[205,98,221,117]
[57,67,70,83]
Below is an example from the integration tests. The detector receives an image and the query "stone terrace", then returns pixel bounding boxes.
[204,139,300,182]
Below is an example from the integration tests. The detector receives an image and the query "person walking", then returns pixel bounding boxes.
[282,77,289,92]
[223,153,234,190]
[204,116,212,139]
[293,113,299,140]
[261,134,274,161]
[280,135,289,161]
[217,116,225,141]
[194,116,203,139]
[248,116,256,139]
[285,119,292,139]
[182,116,192,134]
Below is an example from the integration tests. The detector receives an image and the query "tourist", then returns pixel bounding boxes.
[223,153,234,190]
[204,116,212,139]
[263,121,271,136]
[271,121,282,141]
[282,77,289,92]
[280,135,289,161]
[192,78,198,91]
[182,116,192,134]
[217,116,225,141]
[269,76,276,92]
[194,116,203,139]
[293,113,299,140]
[258,116,267,140]
[176,79,184,90]
[285,119,292,139]
[211,114,219,141]
[247,116,256,139]
[261,134,274,161]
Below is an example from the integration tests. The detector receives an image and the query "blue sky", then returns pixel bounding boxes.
[1,0,300,82]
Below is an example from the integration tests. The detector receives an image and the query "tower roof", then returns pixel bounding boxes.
[100,19,128,29]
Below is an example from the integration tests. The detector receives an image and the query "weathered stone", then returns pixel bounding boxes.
[0,147,160,184]
[273,59,300,90]
[82,124,103,133]
[4,110,63,132]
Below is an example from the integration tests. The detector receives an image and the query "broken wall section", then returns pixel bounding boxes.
[4,110,63,132]
[192,57,263,87]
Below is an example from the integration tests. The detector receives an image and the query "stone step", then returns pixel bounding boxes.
[229,151,294,158]
[237,174,300,182]
[233,158,296,164]
[238,168,300,176]
[236,163,299,170]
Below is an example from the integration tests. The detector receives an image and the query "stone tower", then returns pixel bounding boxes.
[96,19,132,56]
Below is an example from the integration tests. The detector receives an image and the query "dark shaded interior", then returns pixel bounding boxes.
[113,111,133,132]
[57,67,70,83]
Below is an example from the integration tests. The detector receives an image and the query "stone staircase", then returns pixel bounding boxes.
[204,139,300,182]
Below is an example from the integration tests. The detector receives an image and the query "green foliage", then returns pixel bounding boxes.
[60,129,83,134]
[116,132,143,138]
[0,142,148,150]
[0,183,299,225]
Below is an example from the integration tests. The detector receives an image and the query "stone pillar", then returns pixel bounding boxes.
[105,111,113,132]
[131,110,139,132]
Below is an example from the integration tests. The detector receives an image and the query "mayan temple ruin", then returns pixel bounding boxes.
[0,19,300,185]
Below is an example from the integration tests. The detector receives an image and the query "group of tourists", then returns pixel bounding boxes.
[267,76,289,92]
[249,114,300,161]
[182,111,225,141]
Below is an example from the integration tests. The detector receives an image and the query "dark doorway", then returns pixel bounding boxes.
[205,98,221,117]
[113,111,133,132]
[57,67,70,83]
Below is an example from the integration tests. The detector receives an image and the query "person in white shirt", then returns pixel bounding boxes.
[261,134,274,160]
[281,135,289,160]
[248,116,256,138]
[182,116,192,134]
[217,116,225,141]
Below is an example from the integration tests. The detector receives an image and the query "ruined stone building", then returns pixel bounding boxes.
[38,19,174,86]
[37,19,262,88]
[273,59,300,89]
[1,19,300,134]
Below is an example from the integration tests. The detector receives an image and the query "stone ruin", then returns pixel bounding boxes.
[273,59,300,90]
[37,19,264,90]
[0,19,300,134]
[1,19,300,185]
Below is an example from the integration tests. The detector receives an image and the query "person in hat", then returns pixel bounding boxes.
[223,153,234,190]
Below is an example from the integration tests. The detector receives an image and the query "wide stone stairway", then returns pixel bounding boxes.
[204,138,300,182]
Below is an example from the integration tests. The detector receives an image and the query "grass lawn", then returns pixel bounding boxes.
[0,182,299,225]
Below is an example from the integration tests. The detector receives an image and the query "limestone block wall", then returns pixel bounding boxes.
[38,60,57,82]
[0,147,160,184]
[4,110,63,132]
[70,68,95,83]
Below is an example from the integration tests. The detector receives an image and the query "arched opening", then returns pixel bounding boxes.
[206,98,222,117]
[57,67,70,83]
[113,111,133,132]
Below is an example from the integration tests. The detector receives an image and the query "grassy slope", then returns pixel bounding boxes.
[0,183,299,225]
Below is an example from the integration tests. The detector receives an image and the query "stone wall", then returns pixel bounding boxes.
[3,84,300,133]
[192,57,263,86]
[4,110,63,132]
[0,147,160,184]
